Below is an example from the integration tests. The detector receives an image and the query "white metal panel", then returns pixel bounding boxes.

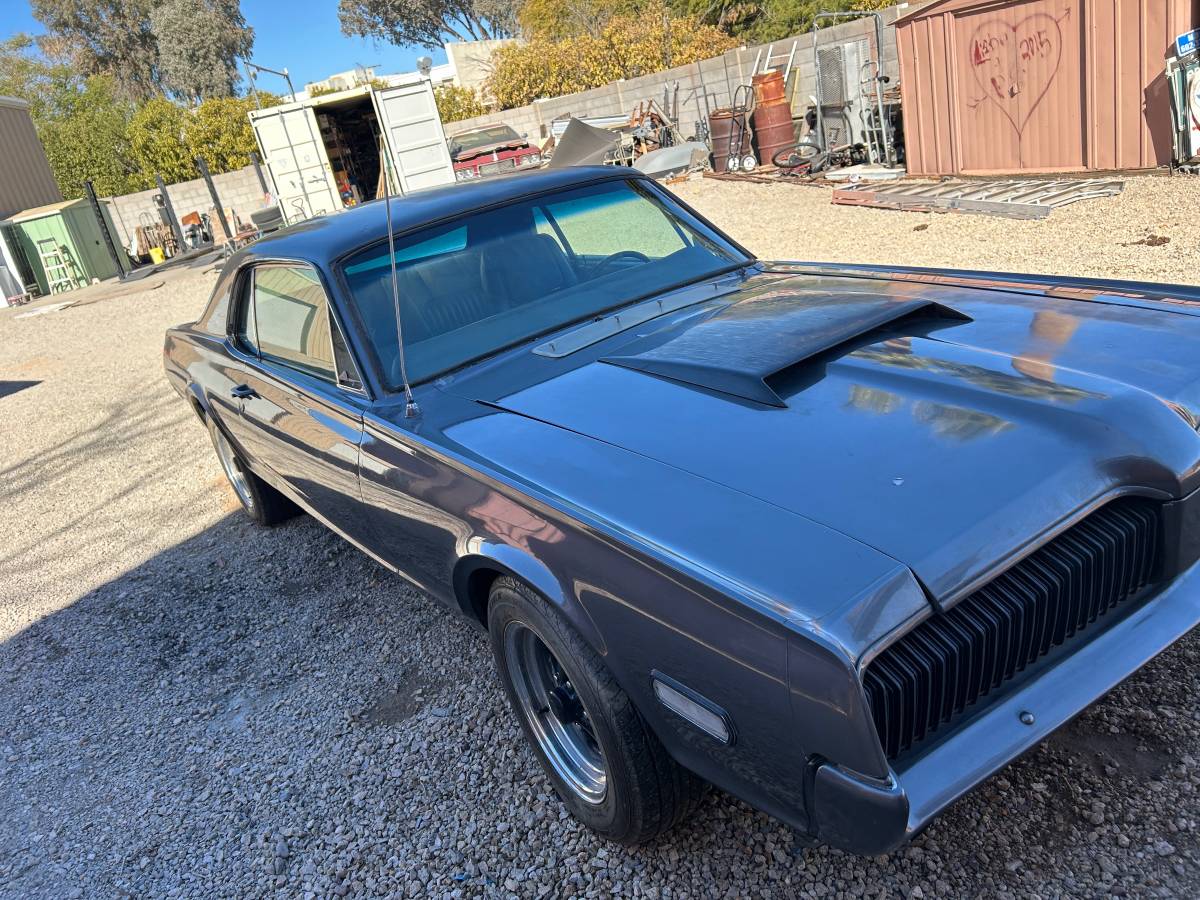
[249,105,341,224]
[371,82,456,194]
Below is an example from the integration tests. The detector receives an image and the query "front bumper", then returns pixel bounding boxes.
[809,553,1200,856]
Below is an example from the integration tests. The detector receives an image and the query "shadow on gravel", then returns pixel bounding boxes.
[0,379,39,400]
[2,500,1200,897]
[0,384,193,587]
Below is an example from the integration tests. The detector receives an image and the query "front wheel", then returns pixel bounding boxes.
[487,577,706,844]
[772,141,825,174]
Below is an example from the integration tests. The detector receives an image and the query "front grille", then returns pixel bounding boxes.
[479,158,517,175]
[863,497,1163,761]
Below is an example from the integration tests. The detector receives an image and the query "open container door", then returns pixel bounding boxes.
[250,104,341,224]
[371,82,456,194]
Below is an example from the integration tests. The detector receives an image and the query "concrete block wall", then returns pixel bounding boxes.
[443,8,901,146]
[105,165,269,248]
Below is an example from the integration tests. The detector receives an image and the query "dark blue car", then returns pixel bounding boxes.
[165,167,1200,854]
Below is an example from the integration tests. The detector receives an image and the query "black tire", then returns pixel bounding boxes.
[772,140,823,170]
[206,415,297,526]
[487,576,706,844]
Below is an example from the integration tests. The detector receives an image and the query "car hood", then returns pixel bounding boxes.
[447,268,1200,604]
[453,140,528,162]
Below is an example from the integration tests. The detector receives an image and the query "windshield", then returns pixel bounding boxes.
[340,178,749,388]
[450,125,523,155]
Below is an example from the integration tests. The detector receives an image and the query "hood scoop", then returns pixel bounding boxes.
[601,295,970,408]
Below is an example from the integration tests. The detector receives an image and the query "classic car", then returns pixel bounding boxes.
[164,166,1200,854]
[448,124,542,180]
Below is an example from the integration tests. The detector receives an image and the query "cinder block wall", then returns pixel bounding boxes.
[443,10,900,144]
[105,166,269,248]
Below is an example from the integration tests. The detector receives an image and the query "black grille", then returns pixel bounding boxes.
[863,497,1163,761]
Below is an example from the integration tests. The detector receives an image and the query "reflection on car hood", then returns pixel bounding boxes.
[450,270,1200,602]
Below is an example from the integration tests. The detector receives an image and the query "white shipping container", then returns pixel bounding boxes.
[249,81,456,225]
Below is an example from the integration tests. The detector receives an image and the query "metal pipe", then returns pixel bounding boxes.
[249,151,269,195]
[244,60,261,110]
[247,61,296,103]
[82,180,126,280]
[154,174,186,252]
[195,157,233,246]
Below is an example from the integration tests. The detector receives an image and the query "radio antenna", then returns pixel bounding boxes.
[379,137,420,419]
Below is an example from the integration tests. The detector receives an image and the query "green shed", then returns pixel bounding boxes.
[3,198,128,295]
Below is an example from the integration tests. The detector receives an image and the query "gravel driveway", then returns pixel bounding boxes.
[2,178,1199,898]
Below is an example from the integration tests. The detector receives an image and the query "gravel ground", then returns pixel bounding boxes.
[2,179,1200,898]
[673,173,1200,285]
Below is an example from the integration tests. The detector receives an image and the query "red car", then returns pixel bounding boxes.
[448,124,542,180]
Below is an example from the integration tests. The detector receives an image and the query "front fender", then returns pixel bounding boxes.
[452,544,607,654]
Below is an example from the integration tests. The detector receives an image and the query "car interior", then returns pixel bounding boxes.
[340,180,744,386]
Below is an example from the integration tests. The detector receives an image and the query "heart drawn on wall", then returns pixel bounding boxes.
[967,12,1064,135]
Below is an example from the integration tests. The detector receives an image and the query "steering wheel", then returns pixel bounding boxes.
[592,249,650,277]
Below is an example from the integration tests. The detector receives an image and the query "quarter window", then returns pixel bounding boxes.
[239,265,337,381]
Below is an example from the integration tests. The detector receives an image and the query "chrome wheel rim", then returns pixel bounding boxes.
[213,428,254,511]
[503,622,607,804]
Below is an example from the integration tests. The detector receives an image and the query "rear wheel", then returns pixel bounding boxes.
[207,416,297,526]
[487,576,706,844]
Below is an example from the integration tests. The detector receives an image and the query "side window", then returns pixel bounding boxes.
[241,265,337,381]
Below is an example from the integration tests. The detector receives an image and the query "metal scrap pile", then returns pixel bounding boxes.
[546,95,710,180]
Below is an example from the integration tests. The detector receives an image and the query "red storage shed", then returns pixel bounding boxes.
[897,0,1197,174]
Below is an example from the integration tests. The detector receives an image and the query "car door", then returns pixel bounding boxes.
[222,261,372,547]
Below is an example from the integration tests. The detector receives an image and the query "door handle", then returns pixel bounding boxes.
[230,384,259,400]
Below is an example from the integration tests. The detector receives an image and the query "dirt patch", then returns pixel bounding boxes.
[1121,234,1171,247]
[357,668,442,726]
[1047,718,1173,781]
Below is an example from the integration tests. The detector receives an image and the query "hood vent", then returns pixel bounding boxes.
[601,297,969,408]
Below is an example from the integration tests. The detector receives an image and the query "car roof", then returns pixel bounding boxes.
[237,166,644,268]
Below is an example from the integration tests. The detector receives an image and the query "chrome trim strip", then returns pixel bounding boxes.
[531,276,743,358]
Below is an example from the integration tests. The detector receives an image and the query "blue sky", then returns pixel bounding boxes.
[6,0,445,88]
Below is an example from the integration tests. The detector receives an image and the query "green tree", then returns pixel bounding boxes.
[434,83,489,122]
[183,94,275,173]
[38,75,141,198]
[151,0,254,103]
[338,0,519,48]
[127,97,193,187]
[30,0,255,102]
[672,0,890,42]
[0,34,70,121]
[0,35,139,197]
[29,0,160,101]
[488,2,735,108]
[518,0,640,40]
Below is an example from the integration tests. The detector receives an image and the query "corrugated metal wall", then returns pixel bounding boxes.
[0,97,62,219]
[898,0,1197,175]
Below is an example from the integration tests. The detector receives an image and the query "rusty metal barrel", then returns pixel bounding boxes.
[752,102,797,168]
[750,71,797,167]
[751,71,786,106]
[708,108,752,172]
